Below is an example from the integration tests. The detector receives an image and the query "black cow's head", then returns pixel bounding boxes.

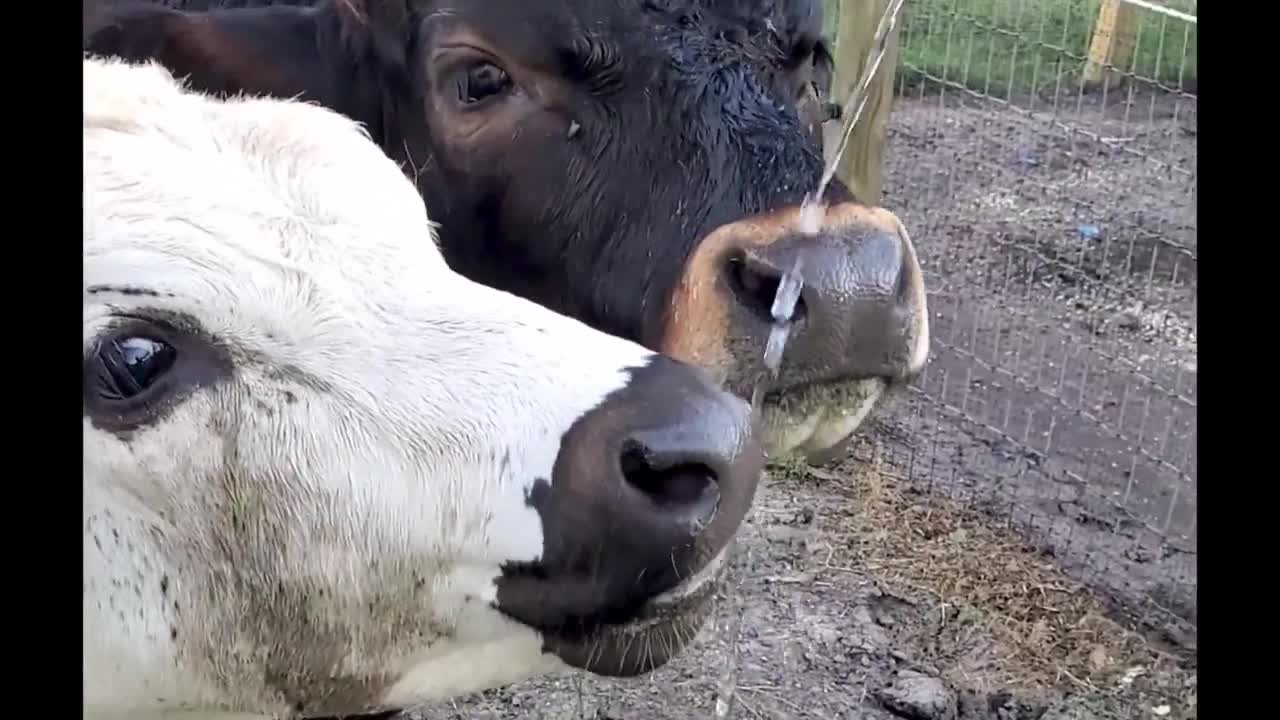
[85,0,929,463]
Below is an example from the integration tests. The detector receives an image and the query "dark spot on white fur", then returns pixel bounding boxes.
[86,284,174,298]
[259,361,334,394]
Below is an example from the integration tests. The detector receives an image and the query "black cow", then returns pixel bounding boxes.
[84,0,930,464]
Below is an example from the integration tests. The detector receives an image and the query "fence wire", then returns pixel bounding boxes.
[868,0,1197,649]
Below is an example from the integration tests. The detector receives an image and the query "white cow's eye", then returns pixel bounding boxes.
[93,336,176,401]
[84,315,230,432]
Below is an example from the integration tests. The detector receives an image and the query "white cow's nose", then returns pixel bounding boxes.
[492,353,762,630]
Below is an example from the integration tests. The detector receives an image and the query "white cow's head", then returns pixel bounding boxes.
[83,56,764,720]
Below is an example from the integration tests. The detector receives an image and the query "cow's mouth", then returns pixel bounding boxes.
[760,375,903,464]
[533,545,731,677]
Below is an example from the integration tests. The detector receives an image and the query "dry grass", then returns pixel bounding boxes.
[770,449,1198,719]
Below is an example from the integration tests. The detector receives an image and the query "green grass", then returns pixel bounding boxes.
[835,0,1198,97]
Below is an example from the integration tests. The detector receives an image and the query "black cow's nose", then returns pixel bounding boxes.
[493,355,762,632]
[725,207,929,383]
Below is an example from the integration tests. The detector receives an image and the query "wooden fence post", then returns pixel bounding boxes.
[1083,0,1141,88]
[823,0,900,206]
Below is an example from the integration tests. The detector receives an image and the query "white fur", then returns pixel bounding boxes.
[83,57,666,719]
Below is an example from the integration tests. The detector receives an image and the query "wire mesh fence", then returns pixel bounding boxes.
[869,0,1197,650]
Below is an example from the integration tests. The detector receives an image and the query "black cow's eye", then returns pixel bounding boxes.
[457,62,513,105]
[93,336,176,402]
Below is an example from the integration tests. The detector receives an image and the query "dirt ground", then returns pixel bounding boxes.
[401,83,1197,720]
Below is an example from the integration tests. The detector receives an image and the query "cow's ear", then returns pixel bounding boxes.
[83,1,320,100]
[330,0,415,70]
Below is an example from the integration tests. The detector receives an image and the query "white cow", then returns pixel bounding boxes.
[84,56,764,720]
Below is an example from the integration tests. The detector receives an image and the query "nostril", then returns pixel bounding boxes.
[726,255,808,325]
[619,441,722,531]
